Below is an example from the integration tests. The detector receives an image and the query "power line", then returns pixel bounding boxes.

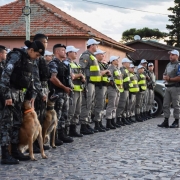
[82,0,169,16]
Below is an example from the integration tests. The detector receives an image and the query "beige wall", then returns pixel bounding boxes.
[0,38,127,66]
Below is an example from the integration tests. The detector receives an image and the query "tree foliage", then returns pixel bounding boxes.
[122,27,168,42]
[166,0,180,47]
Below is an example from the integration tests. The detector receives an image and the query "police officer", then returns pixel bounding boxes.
[127,64,139,122]
[106,56,123,129]
[158,50,180,128]
[64,46,84,137]
[147,63,156,118]
[140,59,151,120]
[116,58,132,125]
[0,45,7,78]
[79,39,101,135]
[135,64,147,122]
[28,34,51,151]
[48,44,74,143]
[33,34,49,122]
[93,49,112,132]
[44,50,53,64]
[0,40,45,164]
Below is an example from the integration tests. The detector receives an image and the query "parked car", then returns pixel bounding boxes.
[151,80,166,116]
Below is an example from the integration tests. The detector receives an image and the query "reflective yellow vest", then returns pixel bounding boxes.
[70,62,83,92]
[89,55,101,82]
[138,74,147,91]
[114,69,124,92]
[129,73,139,93]
[98,62,109,83]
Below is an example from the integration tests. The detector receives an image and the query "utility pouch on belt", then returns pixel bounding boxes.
[175,82,180,87]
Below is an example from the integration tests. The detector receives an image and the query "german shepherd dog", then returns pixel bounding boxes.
[42,90,59,148]
[18,100,47,161]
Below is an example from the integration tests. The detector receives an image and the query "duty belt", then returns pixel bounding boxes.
[165,84,176,87]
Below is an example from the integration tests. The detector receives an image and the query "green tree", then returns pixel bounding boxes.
[166,0,180,47]
[122,27,167,42]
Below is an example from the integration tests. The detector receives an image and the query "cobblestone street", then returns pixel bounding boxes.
[1,115,180,180]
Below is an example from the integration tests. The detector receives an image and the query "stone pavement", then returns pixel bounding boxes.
[1,115,180,180]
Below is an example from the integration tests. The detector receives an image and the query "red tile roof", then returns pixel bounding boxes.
[0,0,134,52]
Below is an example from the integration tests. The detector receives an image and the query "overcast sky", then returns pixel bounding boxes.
[0,0,175,41]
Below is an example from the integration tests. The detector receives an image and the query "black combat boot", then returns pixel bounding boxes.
[121,117,131,125]
[116,117,125,126]
[54,130,63,146]
[26,141,41,154]
[34,140,50,151]
[106,119,116,129]
[58,128,74,143]
[94,121,106,132]
[87,124,98,133]
[143,112,148,120]
[146,111,152,119]
[80,124,94,135]
[111,118,121,128]
[69,124,83,137]
[149,110,155,118]
[129,116,136,123]
[169,119,179,128]
[11,143,30,161]
[135,114,143,122]
[1,146,19,165]
[140,112,145,121]
[127,117,134,123]
[99,120,110,131]
[157,118,169,128]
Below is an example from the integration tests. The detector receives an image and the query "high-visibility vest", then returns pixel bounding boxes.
[98,62,109,83]
[129,73,139,93]
[138,74,147,91]
[89,55,101,82]
[70,62,83,92]
[114,69,124,92]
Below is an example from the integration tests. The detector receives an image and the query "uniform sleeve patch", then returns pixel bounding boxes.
[177,64,180,75]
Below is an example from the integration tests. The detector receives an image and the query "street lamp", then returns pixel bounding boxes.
[22,6,31,16]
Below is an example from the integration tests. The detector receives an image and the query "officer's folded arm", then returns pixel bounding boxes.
[50,73,71,94]
[167,75,180,82]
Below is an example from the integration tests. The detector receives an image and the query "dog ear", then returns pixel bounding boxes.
[48,89,55,98]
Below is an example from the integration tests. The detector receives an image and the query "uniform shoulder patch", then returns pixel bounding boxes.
[177,64,180,75]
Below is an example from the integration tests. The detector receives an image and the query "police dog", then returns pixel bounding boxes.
[18,100,47,161]
[42,91,58,148]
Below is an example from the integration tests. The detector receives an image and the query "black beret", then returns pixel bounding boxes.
[24,40,45,56]
[53,44,66,49]
[0,45,7,51]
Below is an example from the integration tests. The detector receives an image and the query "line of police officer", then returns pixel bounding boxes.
[0,37,156,165]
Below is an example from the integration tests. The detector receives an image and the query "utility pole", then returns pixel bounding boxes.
[22,0,31,40]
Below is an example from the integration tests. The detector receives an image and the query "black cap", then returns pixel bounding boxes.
[24,40,45,56]
[53,44,66,49]
[33,33,48,41]
[0,45,7,51]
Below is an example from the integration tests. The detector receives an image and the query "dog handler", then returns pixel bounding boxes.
[0,40,45,165]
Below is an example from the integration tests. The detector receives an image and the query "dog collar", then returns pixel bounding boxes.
[47,106,54,111]
[24,108,34,114]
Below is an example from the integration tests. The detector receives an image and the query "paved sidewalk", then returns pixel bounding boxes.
[1,116,180,180]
